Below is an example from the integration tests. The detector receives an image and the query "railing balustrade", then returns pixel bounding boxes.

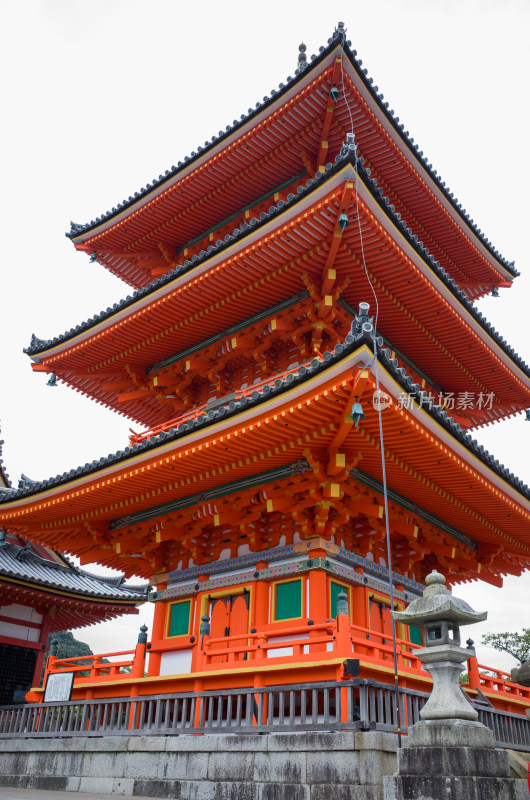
[45,649,136,679]
[1,679,528,752]
[129,361,313,444]
[199,619,423,669]
[461,658,530,702]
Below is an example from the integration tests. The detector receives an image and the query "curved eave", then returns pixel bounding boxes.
[0,575,144,608]
[68,38,515,289]
[29,160,530,425]
[4,335,530,577]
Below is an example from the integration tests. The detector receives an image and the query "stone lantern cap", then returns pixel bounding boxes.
[392,570,487,626]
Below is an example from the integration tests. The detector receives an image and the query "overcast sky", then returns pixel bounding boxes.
[0,0,528,670]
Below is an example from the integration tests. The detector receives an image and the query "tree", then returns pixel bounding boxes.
[41,630,108,682]
[46,630,93,661]
[481,629,530,665]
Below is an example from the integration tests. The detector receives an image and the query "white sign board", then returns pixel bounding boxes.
[44,671,75,703]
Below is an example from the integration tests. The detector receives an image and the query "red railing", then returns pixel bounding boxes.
[43,640,147,687]
[462,658,530,702]
[44,649,136,679]
[199,618,424,671]
[202,621,336,665]
[129,360,313,444]
[41,622,530,717]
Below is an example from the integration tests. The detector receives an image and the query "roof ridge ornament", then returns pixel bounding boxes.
[14,542,32,561]
[0,439,11,489]
[23,333,46,354]
[18,474,37,490]
[297,42,307,71]
[334,21,346,40]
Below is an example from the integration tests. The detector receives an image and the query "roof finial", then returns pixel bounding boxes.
[297,42,307,71]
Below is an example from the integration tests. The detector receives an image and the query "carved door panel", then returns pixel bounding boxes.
[229,593,250,659]
[369,598,393,661]
[209,592,250,664]
[210,596,231,664]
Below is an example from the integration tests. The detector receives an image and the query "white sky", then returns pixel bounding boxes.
[0,0,528,671]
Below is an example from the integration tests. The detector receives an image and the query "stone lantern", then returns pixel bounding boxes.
[392,569,487,721]
[384,570,518,800]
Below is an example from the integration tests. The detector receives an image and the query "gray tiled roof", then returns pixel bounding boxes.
[66,26,516,279]
[0,540,147,601]
[7,314,530,505]
[25,149,530,383]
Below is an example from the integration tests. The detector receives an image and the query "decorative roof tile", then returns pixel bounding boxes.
[0,441,11,490]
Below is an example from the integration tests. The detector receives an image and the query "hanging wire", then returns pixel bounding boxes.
[338,28,403,746]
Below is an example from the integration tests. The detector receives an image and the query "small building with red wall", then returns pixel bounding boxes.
[0,452,147,705]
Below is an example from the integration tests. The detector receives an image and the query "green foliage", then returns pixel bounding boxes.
[481,629,530,665]
[46,630,93,661]
[458,671,469,685]
[41,630,108,682]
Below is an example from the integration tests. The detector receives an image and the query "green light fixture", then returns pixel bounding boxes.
[330,85,340,102]
[89,251,97,262]
[526,409,530,422]
[338,213,349,232]
[491,286,499,297]
[46,373,57,387]
[351,396,366,427]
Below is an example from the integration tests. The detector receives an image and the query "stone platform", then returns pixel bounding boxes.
[383,721,528,800]
[0,731,398,799]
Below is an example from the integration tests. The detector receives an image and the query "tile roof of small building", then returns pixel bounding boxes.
[0,538,148,601]
[26,149,530,383]
[7,315,530,505]
[66,25,517,279]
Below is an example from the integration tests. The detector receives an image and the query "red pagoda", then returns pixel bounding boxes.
[1,25,529,715]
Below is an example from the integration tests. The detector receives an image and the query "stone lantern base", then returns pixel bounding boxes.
[383,720,519,800]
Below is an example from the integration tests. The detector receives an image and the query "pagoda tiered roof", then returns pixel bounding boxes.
[67,30,516,298]
[4,323,530,587]
[27,155,530,430]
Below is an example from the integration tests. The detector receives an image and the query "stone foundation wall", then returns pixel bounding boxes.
[0,731,398,799]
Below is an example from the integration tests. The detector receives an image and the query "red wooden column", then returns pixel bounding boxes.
[308,548,327,653]
[335,591,352,722]
[147,583,167,677]
[352,572,369,657]
[252,562,269,663]
[31,610,53,689]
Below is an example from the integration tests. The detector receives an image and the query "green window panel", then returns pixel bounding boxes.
[275,580,302,621]
[409,625,422,646]
[330,581,349,618]
[168,600,191,637]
